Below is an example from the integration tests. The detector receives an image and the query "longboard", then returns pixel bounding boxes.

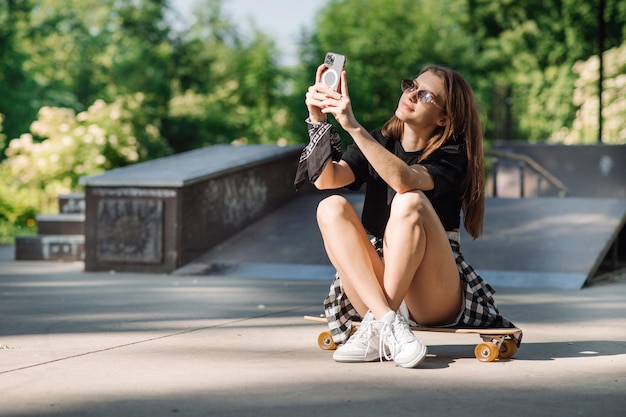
[304,315,522,362]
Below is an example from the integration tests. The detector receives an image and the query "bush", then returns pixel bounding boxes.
[0,94,171,240]
[550,43,626,144]
[0,194,36,244]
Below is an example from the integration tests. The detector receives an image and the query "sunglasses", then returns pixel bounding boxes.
[401,79,445,112]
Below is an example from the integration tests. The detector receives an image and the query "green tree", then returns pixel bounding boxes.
[0,0,175,153]
[0,0,37,152]
[292,0,625,143]
[163,0,293,151]
[464,0,626,140]
[0,114,6,153]
[551,42,626,144]
[102,0,174,117]
[0,0,295,241]
[294,0,478,136]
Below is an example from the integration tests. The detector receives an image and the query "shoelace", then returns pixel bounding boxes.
[379,316,413,361]
[393,316,415,344]
[348,320,376,352]
[379,322,397,361]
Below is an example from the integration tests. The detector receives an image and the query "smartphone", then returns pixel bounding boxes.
[321,52,346,92]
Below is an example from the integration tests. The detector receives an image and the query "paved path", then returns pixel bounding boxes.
[1,251,625,417]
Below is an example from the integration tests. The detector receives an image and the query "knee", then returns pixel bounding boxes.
[316,195,351,228]
[389,191,429,224]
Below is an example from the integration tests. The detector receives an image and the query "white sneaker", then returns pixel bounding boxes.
[382,312,427,368]
[333,311,381,362]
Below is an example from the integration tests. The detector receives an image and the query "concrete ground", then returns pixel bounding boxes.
[1,243,625,417]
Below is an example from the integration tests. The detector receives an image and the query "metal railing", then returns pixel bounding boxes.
[485,149,569,198]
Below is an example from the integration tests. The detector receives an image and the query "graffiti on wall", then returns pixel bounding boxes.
[204,172,268,228]
[96,199,163,263]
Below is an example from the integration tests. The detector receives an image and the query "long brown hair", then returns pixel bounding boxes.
[381,65,485,239]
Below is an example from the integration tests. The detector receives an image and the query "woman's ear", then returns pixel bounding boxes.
[436,115,447,127]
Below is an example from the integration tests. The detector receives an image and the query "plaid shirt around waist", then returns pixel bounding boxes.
[323,232,521,346]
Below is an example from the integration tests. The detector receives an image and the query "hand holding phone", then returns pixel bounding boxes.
[320,52,346,92]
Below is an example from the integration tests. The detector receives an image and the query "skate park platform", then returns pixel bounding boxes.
[175,193,626,290]
[2,195,626,417]
[2,243,626,417]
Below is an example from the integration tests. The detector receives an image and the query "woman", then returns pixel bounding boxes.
[302,63,516,368]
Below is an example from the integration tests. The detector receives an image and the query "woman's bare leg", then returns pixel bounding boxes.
[318,194,436,367]
[316,195,390,319]
[382,191,462,326]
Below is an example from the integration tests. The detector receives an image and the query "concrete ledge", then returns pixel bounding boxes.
[15,235,85,261]
[79,144,302,188]
[36,214,85,235]
[79,144,304,273]
[58,193,85,214]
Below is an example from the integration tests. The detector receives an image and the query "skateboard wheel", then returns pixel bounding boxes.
[317,331,337,350]
[498,339,518,359]
[474,342,499,362]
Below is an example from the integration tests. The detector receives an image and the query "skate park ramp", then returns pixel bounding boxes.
[176,193,626,290]
[459,197,625,289]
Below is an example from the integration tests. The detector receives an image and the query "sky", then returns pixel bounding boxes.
[171,0,329,65]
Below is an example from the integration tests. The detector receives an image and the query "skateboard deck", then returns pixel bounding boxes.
[304,315,522,362]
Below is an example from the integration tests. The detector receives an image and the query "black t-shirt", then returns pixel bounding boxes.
[342,131,467,239]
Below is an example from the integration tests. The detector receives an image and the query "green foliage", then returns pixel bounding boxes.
[464,0,626,140]
[164,0,293,151]
[0,220,37,245]
[0,177,38,245]
[294,0,478,133]
[292,0,626,143]
[0,0,175,156]
[0,0,38,147]
[0,94,170,222]
[0,0,293,239]
[551,43,626,144]
[1,0,625,243]
[0,114,6,153]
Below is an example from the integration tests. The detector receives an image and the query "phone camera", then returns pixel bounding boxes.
[325,54,335,66]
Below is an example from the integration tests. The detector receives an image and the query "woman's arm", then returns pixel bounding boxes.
[316,73,434,194]
[304,64,357,190]
[313,159,356,190]
[344,125,433,193]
